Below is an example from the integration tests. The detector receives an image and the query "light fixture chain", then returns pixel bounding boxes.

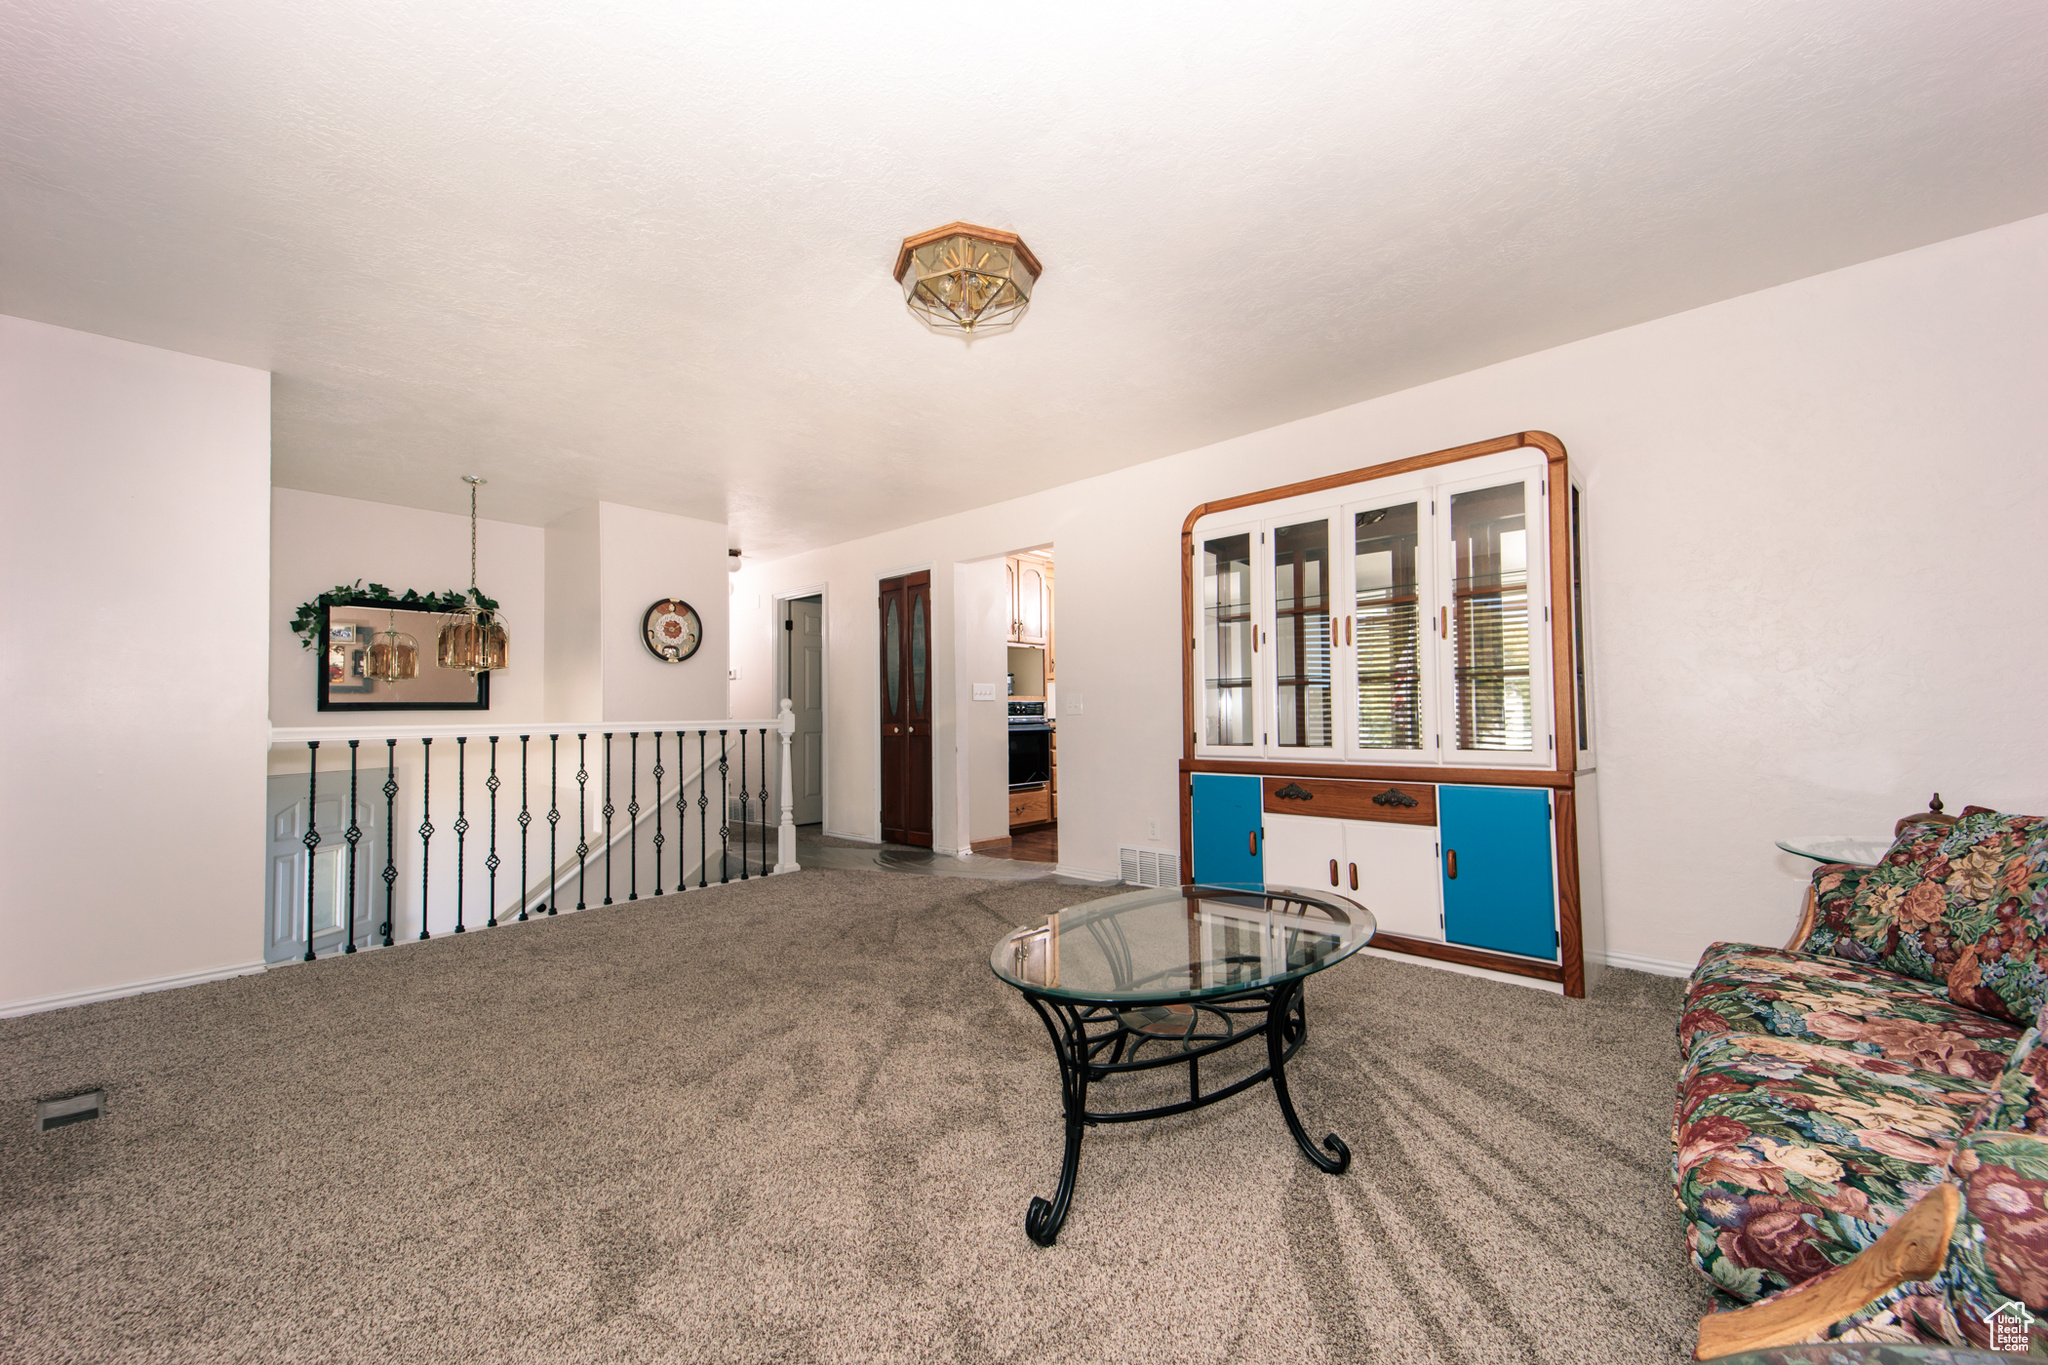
[470,480,479,596]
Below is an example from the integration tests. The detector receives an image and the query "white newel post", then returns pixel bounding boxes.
[774,699,800,874]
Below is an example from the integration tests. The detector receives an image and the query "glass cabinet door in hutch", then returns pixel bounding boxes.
[1180,432,1601,997]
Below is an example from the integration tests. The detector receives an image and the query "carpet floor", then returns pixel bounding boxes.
[0,869,1712,1363]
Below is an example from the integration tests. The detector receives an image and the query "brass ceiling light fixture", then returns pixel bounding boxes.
[437,475,509,674]
[892,222,1042,337]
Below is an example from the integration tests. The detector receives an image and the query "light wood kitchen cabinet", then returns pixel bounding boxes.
[1044,564,1055,680]
[1009,784,1051,826]
[1006,554,1051,647]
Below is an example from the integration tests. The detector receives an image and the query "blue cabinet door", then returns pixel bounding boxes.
[1191,774,1264,890]
[1439,785,1556,960]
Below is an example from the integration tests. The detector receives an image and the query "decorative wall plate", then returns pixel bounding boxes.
[642,599,702,662]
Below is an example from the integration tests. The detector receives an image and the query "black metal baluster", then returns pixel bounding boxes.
[453,737,468,933]
[697,730,708,889]
[759,729,771,877]
[673,732,688,892]
[486,736,501,927]
[652,732,665,896]
[418,738,434,940]
[344,740,361,953]
[575,734,589,910]
[380,739,397,945]
[303,741,321,962]
[517,736,531,921]
[547,735,560,915]
[718,730,730,885]
[628,731,640,901]
[745,732,761,879]
[602,732,615,905]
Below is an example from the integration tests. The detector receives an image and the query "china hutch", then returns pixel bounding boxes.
[1179,431,1604,995]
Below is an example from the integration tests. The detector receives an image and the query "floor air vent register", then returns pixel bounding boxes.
[1119,846,1180,888]
[35,1089,104,1132]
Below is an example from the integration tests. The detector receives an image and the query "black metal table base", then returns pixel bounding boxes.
[1020,976,1350,1246]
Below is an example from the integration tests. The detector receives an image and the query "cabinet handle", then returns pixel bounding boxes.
[1250,830,1259,856]
[1345,615,1352,646]
[1445,849,1458,880]
[1328,859,1338,886]
[1441,606,1448,638]
[1252,627,1258,653]
[1348,862,1358,891]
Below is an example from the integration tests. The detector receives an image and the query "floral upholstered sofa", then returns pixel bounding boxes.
[1674,805,2048,1358]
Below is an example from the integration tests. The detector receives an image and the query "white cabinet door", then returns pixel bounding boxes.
[1341,819,1443,942]
[1261,812,1345,895]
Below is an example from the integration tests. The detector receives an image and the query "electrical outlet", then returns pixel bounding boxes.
[1067,693,1083,715]
[1147,818,1159,840]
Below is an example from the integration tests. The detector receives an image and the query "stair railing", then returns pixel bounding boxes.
[266,701,799,960]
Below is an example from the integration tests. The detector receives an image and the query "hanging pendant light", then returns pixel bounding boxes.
[438,475,510,674]
[365,608,419,684]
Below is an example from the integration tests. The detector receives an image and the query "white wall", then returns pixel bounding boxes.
[544,505,602,721]
[733,212,2048,971]
[596,503,730,721]
[1,315,272,1012]
[953,558,1011,848]
[269,488,547,727]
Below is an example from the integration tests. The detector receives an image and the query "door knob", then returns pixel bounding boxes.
[1445,849,1458,880]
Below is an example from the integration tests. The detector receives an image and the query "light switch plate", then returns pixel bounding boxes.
[972,682,999,701]
[1067,693,1083,714]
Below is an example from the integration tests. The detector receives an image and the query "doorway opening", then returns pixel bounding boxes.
[776,592,826,828]
[1002,547,1056,864]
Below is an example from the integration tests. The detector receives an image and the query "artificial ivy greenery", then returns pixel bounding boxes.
[291,580,500,650]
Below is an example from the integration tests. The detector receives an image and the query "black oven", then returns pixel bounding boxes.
[1008,700,1052,789]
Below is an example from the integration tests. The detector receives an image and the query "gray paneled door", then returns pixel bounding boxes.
[265,774,380,963]
[782,595,825,825]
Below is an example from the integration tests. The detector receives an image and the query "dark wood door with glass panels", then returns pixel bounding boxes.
[879,571,933,846]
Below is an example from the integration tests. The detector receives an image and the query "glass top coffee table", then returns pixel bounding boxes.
[990,883,1376,1246]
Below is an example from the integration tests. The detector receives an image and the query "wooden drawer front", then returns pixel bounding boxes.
[1262,778,1436,826]
[1010,785,1052,828]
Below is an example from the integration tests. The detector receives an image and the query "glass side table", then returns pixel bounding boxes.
[1776,835,1893,866]
[990,883,1375,1246]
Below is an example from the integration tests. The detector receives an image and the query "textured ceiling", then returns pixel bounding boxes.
[4,1,2045,557]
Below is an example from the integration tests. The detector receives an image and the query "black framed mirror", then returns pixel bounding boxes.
[316,597,489,712]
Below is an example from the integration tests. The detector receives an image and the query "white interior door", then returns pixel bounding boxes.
[782,596,825,825]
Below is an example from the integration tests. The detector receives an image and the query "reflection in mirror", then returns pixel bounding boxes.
[318,601,489,711]
[1355,503,1421,750]
[1201,532,1254,746]
[1449,482,1530,750]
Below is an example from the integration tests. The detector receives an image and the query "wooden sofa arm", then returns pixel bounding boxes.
[1694,1183,1960,1360]
[1785,880,1821,952]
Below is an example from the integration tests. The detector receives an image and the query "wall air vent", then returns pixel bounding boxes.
[1118,847,1181,888]
[36,1089,104,1133]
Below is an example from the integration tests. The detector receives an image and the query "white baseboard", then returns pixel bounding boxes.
[1,959,268,1019]
[1055,864,1121,883]
[1602,949,1695,978]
